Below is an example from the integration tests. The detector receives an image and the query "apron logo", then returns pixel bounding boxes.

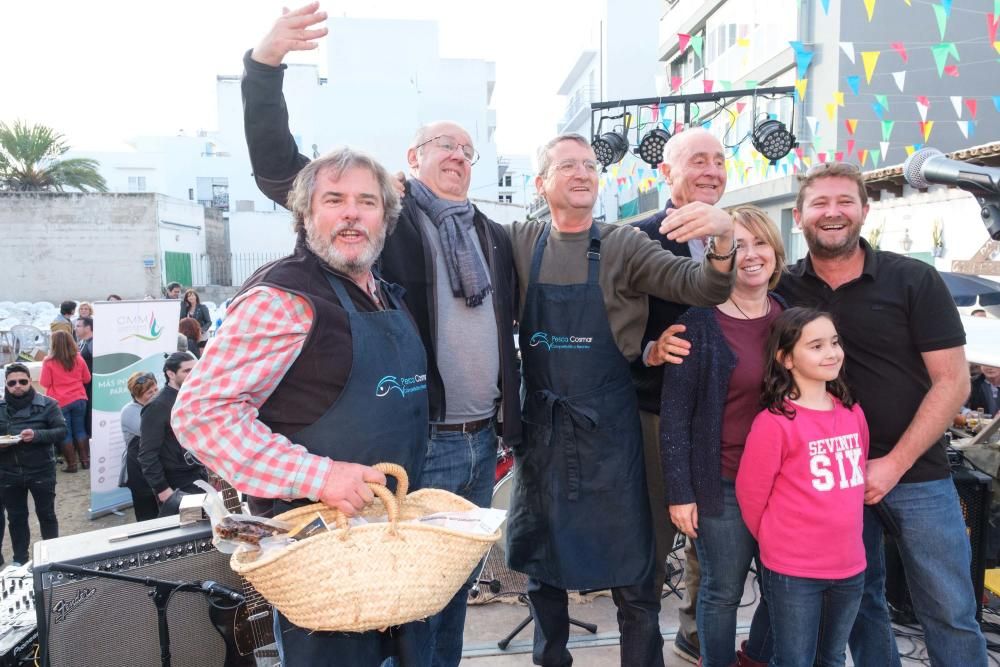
[528,331,593,351]
[375,374,427,398]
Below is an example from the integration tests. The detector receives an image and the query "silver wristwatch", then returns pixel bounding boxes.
[705,236,737,261]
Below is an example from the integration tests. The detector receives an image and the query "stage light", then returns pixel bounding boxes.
[592,131,629,169]
[637,128,671,168]
[751,119,797,163]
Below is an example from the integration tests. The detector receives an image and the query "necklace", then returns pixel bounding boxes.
[729,295,770,320]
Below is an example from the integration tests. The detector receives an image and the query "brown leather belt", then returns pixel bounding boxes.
[429,417,492,434]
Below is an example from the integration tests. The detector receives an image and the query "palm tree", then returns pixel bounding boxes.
[0,120,107,192]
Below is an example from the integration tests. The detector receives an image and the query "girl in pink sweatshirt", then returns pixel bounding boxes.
[736,307,869,667]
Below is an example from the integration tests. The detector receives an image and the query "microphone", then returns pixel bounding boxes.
[903,147,1000,240]
[903,147,1000,195]
[200,580,245,603]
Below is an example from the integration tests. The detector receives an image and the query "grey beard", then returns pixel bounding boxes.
[306,222,387,277]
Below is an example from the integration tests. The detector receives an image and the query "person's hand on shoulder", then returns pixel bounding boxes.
[318,461,388,516]
[252,2,329,67]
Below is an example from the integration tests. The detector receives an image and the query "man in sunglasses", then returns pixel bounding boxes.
[239,5,520,664]
[0,363,66,566]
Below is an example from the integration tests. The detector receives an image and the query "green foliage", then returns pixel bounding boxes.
[0,120,107,192]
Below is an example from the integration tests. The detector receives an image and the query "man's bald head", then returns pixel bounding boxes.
[662,128,727,207]
[406,120,475,201]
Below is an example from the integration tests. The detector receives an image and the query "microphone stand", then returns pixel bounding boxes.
[975,193,1000,241]
[42,561,243,667]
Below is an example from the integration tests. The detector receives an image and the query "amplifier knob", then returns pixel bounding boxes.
[186,544,194,551]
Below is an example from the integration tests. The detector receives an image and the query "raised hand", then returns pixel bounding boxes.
[658,201,734,244]
[251,2,329,68]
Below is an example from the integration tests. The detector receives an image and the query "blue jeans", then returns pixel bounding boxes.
[60,399,87,442]
[848,478,987,666]
[416,420,498,667]
[763,568,863,667]
[693,479,772,667]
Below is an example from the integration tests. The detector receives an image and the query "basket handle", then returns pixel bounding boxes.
[372,462,409,504]
[331,482,400,534]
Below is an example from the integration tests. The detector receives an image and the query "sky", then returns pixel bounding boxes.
[3,0,605,160]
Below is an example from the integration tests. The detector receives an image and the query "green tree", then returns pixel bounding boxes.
[0,120,107,192]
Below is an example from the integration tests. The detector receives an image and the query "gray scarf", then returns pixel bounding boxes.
[408,178,493,308]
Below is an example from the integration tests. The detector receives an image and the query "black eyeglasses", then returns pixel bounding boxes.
[414,135,479,164]
[5,379,29,388]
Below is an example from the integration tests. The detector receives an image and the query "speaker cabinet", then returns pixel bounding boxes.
[33,517,243,667]
[885,466,991,622]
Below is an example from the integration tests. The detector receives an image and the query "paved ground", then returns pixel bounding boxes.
[12,467,997,665]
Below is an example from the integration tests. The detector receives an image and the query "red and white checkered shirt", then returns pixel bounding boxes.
[171,286,333,501]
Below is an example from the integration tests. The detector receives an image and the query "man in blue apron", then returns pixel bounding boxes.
[506,134,737,666]
[173,148,432,666]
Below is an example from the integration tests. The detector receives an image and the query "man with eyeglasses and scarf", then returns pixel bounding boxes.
[0,363,66,566]
[236,5,520,664]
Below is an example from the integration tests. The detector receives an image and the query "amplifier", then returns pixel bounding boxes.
[33,516,245,667]
[885,466,992,622]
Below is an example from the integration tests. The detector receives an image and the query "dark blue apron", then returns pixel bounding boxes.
[506,223,654,591]
[275,272,431,667]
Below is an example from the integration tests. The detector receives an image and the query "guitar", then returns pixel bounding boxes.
[207,476,279,667]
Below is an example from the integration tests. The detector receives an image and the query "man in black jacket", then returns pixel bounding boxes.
[241,6,520,664]
[0,363,67,565]
[630,127,732,664]
[138,352,205,516]
[968,365,999,416]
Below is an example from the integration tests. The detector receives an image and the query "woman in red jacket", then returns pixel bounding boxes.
[39,330,91,472]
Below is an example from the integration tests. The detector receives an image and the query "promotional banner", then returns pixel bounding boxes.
[90,300,179,518]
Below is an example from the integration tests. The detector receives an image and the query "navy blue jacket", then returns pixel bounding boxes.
[968,374,999,416]
[630,201,692,413]
[659,294,786,517]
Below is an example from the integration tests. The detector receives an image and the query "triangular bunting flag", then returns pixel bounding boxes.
[671,76,682,92]
[690,35,704,57]
[989,13,1000,43]
[818,152,828,164]
[892,71,906,92]
[942,0,953,17]
[840,42,856,64]
[737,38,750,48]
[993,96,1000,112]
[745,80,759,89]
[872,102,886,119]
[795,78,809,101]
[790,42,815,78]
[891,42,908,63]
[807,116,821,135]
[944,65,959,77]
[933,4,949,40]
[870,149,881,168]
[861,51,880,84]
[704,80,714,93]
[875,94,889,111]
[651,106,659,122]
[845,119,859,134]
[880,141,890,159]
[957,120,970,139]
[916,97,930,122]
[950,96,963,117]
[820,0,831,13]
[859,149,869,167]
[881,120,895,141]
[846,75,861,96]
[863,0,877,22]
[847,139,855,156]
[719,80,733,91]
[825,103,837,121]
[965,98,978,119]
[930,42,958,77]
[678,33,691,53]
[905,145,916,157]
[835,152,844,161]
[736,101,747,114]
[834,91,845,107]
[920,120,934,142]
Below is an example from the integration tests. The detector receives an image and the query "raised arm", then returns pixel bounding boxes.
[242,2,328,206]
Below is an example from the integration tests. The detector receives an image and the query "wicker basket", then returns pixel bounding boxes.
[230,463,501,632]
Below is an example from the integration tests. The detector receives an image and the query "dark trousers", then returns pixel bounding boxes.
[275,610,432,666]
[529,576,664,667]
[0,469,58,564]
[125,445,160,522]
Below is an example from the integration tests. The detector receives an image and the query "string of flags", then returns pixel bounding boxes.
[634,1,1000,197]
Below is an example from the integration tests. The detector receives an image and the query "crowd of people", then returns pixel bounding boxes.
[1,4,995,666]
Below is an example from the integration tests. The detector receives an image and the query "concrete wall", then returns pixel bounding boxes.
[0,193,162,302]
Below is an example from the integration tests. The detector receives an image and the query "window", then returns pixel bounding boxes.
[188,188,194,201]
[128,176,147,192]
[504,175,512,187]
[498,194,513,203]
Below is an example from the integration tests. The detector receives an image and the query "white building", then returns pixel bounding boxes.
[67,16,506,284]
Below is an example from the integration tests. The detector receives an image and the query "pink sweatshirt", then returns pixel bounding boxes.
[39,355,91,407]
[736,398,869,579]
